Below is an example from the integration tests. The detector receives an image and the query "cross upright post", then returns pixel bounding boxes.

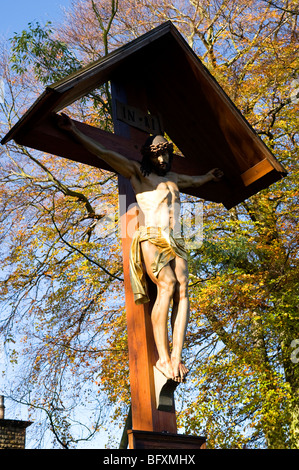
[110,78,178,440]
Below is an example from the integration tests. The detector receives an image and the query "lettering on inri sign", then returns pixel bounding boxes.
[116,100,163,134]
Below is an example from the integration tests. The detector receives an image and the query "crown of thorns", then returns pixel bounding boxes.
[141,141,174,158]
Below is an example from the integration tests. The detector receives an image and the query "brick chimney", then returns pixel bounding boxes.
[0,396,32,449]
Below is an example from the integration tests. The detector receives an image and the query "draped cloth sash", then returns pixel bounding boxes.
[129,226,187,305]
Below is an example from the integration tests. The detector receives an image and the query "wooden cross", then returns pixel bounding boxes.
[111,78,179,437]
[1,22,286,449]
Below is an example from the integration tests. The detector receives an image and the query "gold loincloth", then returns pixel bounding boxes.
[129,226,187,305]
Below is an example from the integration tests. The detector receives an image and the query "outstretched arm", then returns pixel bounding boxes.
[55,113,138,179]
[177,168,223,189]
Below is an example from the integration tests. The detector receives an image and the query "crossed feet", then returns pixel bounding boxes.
[156,357,189,383]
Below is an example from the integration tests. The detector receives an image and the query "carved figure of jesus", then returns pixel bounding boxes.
[56,114,223,383]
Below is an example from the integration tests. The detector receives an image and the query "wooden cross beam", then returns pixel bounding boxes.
[1,21,286,448]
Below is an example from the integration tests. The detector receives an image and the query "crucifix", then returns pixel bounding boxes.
[55,108,223,383]
[1,22,286,449]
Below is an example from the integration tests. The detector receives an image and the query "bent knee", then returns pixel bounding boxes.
[157,275,176,297]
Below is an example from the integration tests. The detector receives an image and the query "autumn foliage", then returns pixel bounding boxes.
[0,0,298,448]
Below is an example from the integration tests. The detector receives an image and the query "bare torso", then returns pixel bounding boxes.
[131,167,181,235]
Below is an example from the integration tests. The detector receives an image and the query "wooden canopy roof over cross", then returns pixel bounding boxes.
[1,21,286,209]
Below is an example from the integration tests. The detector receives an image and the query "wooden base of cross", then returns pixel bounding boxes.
[128,430,206,450]
[112,79,206,449]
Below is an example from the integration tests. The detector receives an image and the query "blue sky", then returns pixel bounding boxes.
[0,0,73,39]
